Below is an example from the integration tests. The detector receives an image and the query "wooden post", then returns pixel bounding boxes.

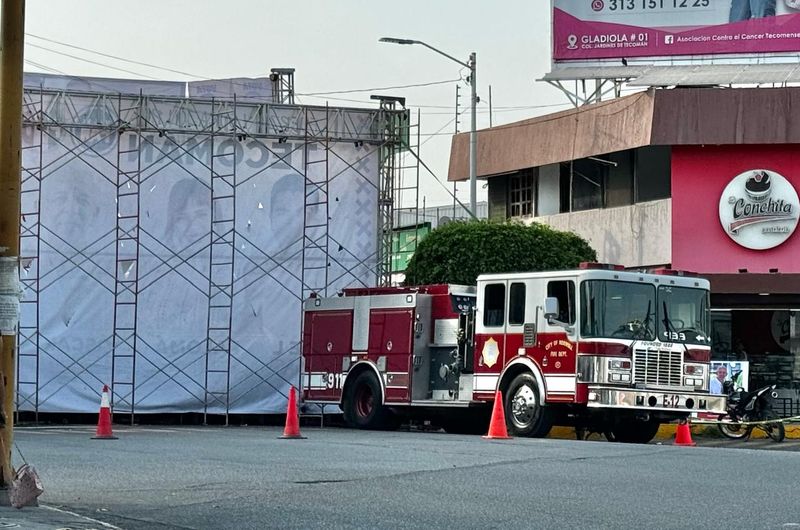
[0,0,25,490]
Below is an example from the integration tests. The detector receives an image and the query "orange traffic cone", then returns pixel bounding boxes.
[91,385,118,440]
[483,390,512,440]
[673,419,696,446]
[279,386,306,439]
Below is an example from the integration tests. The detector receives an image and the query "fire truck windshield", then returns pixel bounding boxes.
[656,285,710,346]
[580,281,656,341]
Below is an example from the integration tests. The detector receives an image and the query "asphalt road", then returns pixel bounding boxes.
[10,425,800,529]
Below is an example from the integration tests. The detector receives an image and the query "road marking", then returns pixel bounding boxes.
[40,504,121,530]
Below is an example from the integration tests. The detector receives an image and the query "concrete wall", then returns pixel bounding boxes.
[526,199,672,268]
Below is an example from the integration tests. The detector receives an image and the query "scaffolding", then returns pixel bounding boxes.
[16,86,414,419]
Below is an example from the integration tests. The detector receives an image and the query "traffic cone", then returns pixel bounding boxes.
[673,419,696,446]
[279,386,306,439]
[483,390,512,440]
[91,385,118,440]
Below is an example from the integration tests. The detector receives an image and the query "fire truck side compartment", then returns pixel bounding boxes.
[410,295,433,401]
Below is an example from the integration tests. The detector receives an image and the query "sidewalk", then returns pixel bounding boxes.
[0,504,119,530]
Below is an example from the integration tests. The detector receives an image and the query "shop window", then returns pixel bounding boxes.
[606,151,634,208]
[508,170,534,217]
[547,280,575,324]
[508,283,526,326]
[560,160,605,212]
[487,175,508,221]
[710,309,800,418]
[483,283,506,327]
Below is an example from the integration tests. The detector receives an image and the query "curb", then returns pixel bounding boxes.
[546,424,800,441]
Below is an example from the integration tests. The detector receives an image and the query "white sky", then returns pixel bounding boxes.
[25,0,572,207]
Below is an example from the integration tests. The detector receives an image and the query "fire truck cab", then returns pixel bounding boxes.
[301,264,727,443]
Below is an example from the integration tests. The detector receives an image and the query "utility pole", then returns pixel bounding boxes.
[0,0,25,491]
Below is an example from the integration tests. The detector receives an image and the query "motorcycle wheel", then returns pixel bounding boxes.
[717,414,749,440]
[761,410,786,443]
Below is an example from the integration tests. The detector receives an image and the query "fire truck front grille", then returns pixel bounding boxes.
[633,348,682,387]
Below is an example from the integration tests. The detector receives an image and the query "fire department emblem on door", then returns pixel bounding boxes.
[481,338,500,368]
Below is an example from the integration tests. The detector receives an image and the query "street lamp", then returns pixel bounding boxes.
[379,37,477,217]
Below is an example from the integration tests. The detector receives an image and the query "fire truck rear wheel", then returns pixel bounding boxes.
[504,373,554,438]
[343,371,397,430]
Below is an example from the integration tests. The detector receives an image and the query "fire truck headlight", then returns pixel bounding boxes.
[588,391,599,402]
[683,377,703,388]
[608,359,631,371]
[608,372,632,383]
[684,364,705,376]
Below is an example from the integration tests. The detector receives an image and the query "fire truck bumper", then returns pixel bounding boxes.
[586,386,727,415]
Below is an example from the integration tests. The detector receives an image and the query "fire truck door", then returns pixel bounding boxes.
[474,281,508,393]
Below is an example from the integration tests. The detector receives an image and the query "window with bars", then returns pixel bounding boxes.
[508,170,534,217]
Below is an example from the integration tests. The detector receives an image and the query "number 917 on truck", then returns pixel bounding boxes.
[301,263,727,443]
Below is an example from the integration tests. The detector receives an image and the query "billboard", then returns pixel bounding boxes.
[553,0,800,63]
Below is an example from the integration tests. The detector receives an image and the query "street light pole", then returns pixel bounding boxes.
[468,52,477,217]
[379,38,478,217]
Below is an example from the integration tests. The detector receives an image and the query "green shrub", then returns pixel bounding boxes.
[403,220,597,286]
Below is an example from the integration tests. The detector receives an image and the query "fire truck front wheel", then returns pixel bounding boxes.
[504,373,554,438]
[342,371,397,430]
[610,419,661,444]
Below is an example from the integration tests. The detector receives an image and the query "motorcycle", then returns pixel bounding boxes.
[717,373,785,443]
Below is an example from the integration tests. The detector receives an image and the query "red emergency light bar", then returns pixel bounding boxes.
[579,262,624,271]
[650,268,698,277]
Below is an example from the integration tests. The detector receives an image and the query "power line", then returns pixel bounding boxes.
[420,106,470,144]
[26,33,464,99]
[27,33,208,79]
[26,42,160,80]
[296,78,460,96]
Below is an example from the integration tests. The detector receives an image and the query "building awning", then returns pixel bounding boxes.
[449,86,800,182]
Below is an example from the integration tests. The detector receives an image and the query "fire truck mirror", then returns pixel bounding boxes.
[544,297,559,320]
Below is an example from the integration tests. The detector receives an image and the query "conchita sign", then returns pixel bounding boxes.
[553,0,800,63]
[718,169,800,250]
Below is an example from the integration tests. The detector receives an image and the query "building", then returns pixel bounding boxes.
[448,86,800,411]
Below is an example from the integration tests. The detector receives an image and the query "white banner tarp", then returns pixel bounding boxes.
[18,87,379,414]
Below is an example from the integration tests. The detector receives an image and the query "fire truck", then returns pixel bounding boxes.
[301,263,727,443]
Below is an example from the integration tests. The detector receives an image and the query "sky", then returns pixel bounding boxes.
[24,0,573,207]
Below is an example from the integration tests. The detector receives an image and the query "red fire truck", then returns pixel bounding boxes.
[301,263,727,443]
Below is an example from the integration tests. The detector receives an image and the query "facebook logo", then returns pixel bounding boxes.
[664,35,674,44]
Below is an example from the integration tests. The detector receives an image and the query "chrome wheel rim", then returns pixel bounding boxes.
[511,384,537,428]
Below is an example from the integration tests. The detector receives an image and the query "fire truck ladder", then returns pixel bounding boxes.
[16,90,44,422]
[204,99,237,425]
[300,105,330,300]
[392,109,421,284]
[111,95,143,424]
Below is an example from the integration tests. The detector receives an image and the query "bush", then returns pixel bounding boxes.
[402,220,597,286]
